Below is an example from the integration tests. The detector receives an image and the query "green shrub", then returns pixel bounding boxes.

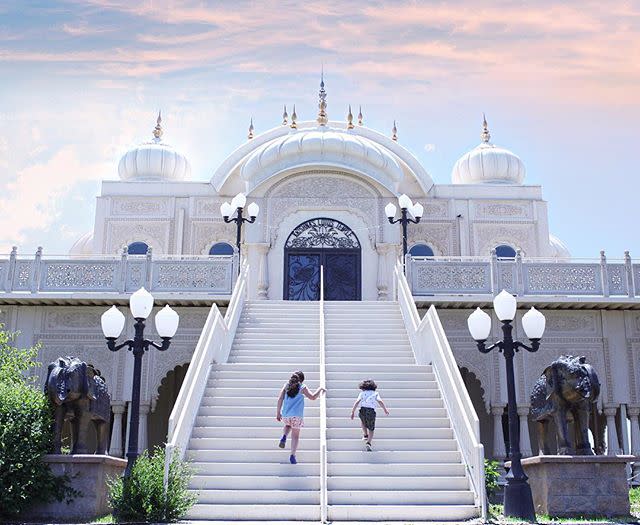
[0,327,76,518]
[108,446,197,522]
[485,458,500,498]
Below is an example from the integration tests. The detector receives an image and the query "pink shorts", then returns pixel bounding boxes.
[282,416,304,429]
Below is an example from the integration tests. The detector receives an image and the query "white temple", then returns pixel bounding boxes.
[1,80,638,521]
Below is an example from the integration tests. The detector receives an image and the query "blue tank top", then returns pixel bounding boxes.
[282,384,305,418]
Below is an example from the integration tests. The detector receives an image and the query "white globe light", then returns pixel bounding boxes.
[155,305,180,338]
[398,194,413,210]
[129,287,154,319]
[493,289,517,322]
[522,306,546,340]
[231,192,247,210]
[220,202,233,218]
[467,307,492,341]
[101,305,125,339]
[412,202,424,219]
[247,202,259,218]
[385,203,397,219]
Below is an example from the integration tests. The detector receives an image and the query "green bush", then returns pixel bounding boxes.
[485,458,500,498]
[108,446,197,522]
[0,327,75,518]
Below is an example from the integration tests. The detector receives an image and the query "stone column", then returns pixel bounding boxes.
[109,403,125,457]
[376,243,392,301]
[605,406,621,456]
[491,405,506,459]
[138,403,150,454]
[255,243,270,299]
[627,406,640,483]
[518,406,533,457]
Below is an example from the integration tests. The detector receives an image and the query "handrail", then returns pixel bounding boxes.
[163,263,249,489]
[394,260,487,519]
[319,265,328,523]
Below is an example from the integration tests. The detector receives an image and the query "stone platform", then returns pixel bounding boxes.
[21,454,126,521]
[520,455,634,518]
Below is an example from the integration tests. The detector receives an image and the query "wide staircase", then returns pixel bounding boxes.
[324,302,477,521]
[183,299,481,521]
[187,301,321,520]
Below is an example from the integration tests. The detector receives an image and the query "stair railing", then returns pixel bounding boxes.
[319,265,328,523]
[394,260,487,519]
[164,263,250,488]
[320,266,329,523]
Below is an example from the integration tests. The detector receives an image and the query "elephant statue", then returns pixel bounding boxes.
[45,356,111,455]
[530,355,601,455]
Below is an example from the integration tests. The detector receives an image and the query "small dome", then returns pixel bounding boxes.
[452,117,525,185]
[69,231,94,256]
[549,234,571,259]
[118,113,191,182]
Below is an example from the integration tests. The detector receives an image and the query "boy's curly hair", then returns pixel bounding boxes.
[359,379,377,391]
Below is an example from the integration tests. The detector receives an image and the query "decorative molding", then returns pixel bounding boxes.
[106,220,171,254]
[473,200,532,219]
[407,222,455,256]
[189,220,236,255]
[110,198,172,217]
[472,222,536,256]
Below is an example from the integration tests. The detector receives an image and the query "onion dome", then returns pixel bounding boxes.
[118,112,191,182]
[451,116,525,185]
[548,234,571,259]
[69,231,94,256]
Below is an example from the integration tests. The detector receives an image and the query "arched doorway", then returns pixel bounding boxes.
[148,364,189,450]
[284,217,361,301]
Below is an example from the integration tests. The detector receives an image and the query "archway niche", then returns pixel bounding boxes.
[148,363,189,450]
[459,367,493,453]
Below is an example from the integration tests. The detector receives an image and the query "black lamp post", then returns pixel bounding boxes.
[220,193,260,259]
[467,290,546,521]
[385,194,424,261]
[100,288,180,477]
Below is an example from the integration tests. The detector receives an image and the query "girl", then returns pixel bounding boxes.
[276,370,325,464]
[350,379,389,451]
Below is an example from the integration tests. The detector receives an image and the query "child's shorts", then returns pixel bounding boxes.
[282,416,304,428]
[359,407,376,431]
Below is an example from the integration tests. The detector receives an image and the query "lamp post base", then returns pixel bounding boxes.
[504,478,536,522]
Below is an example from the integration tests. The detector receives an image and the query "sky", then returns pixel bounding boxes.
[0,0,639,258]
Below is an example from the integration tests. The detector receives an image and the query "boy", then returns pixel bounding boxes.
[350,379,389,451]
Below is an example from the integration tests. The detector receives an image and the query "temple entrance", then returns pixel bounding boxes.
[284,218,361,301]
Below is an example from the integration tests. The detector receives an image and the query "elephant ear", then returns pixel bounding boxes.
[543,366,555,400]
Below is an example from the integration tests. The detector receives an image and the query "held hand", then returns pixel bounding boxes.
[276,413,282,422]
[384,409,390,416]
[350,412,355,420]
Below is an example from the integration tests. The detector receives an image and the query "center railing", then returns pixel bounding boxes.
[319,265,328,523]
[163,263,249,488]
[395,260,487,519]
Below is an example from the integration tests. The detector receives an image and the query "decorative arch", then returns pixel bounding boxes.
[127,241,149,255]
[148,363,189,450]
[409,243,435,257]
[494,244,517,259]
[209,242,235,256]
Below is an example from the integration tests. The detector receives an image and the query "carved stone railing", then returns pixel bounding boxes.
[409,251,639,299]
[0,248,237,295]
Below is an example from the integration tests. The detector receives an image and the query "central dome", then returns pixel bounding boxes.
[451,117,525,185]
[241,126,403,189]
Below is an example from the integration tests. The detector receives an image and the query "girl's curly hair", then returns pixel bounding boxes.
[286,370,305,398]
[359,379,377,391]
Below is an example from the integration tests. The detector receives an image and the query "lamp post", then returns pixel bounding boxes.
[467,290,546,521]
[220,193,260,261]
[385,194,424,262]
[100,288,179,477]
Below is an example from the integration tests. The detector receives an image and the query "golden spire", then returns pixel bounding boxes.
[392,120,398,141]
[248,117,254,139]
[290,104,298,129]
[481,113,491,143]
[317,70,328,126]
[153,111,163,140]
[347,104,354,129]
[282,105,288,126]
[357,105,363,126]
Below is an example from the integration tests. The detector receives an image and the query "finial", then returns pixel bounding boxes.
[392,120,398,141]
[153,111,163,141]
[248,117,254,140]
[282,105,288,126]
[481,113,491,143]
[317,71,328,126]
[357,105,363,126]
[347,105,354,129]
[290,104,297,129]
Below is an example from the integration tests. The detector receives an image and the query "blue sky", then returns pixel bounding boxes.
[0,0,638,258]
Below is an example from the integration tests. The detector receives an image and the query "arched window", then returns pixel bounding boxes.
[409,244,435,257]
[209,242,234,256]
[495,244,517,259]
[127,242,149,255]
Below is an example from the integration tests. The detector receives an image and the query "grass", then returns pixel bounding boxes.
[488,503,639,524]
[90,514,114,524]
